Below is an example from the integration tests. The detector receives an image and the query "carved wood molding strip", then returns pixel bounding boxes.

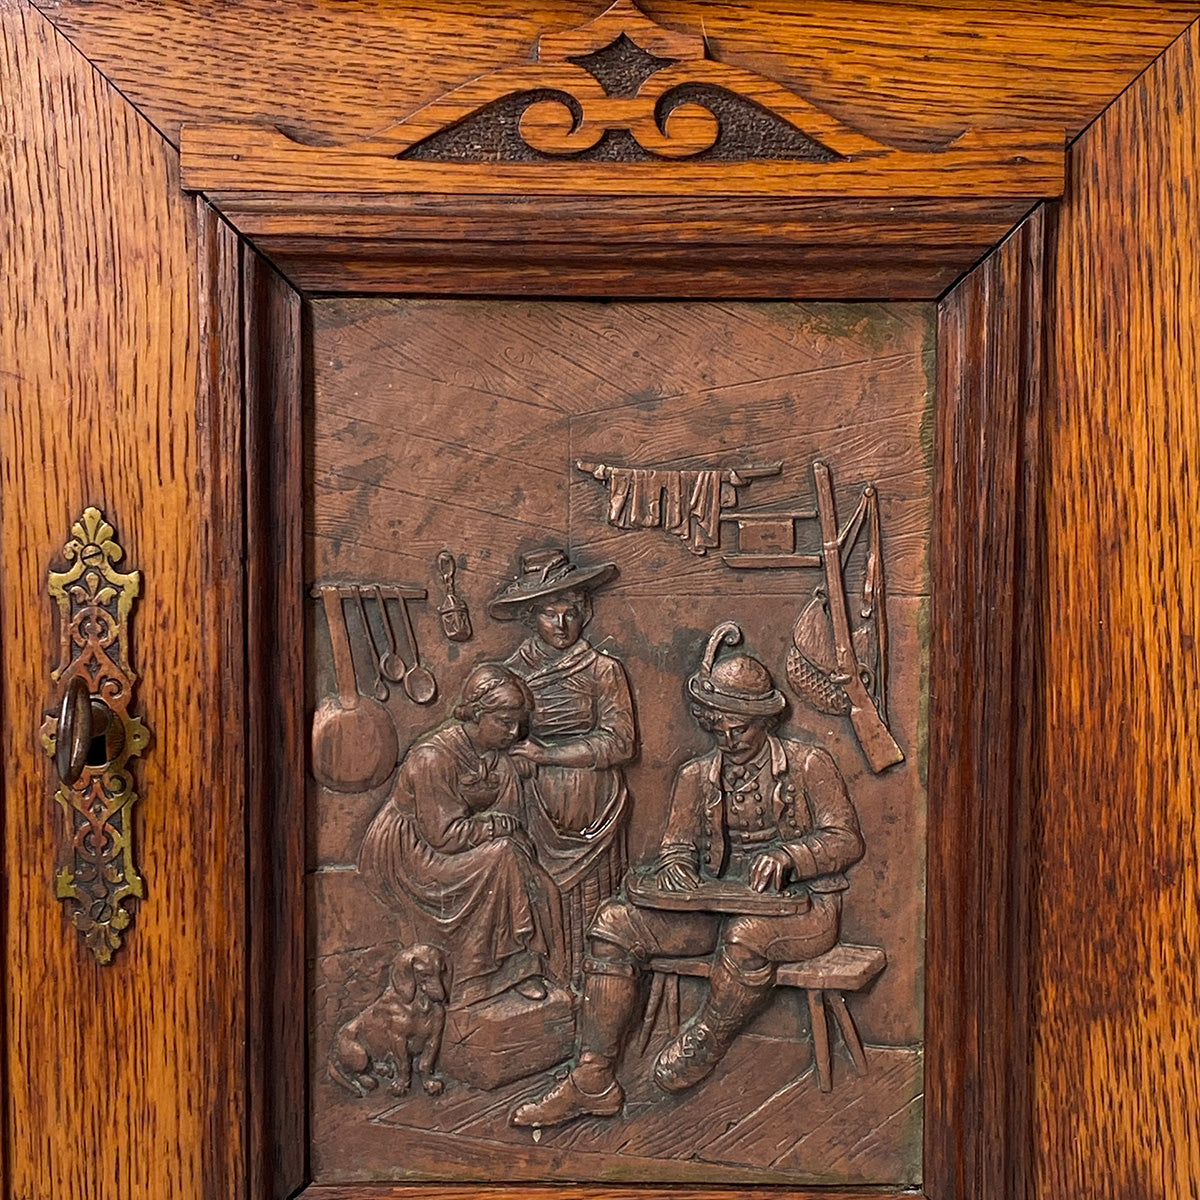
[180,0,1063,199]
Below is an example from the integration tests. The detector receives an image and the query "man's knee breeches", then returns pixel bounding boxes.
[587,898,651,965]
[722,893,842,966]
[587,893,841,977]
[587,898,721,965]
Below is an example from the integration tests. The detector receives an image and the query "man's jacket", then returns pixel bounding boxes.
[660,735,864,892]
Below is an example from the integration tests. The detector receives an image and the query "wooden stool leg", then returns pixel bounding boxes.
[638,971,666,1053]
[807,988,832,1092]
[666,972,680,1035]
[827,990,868,1076]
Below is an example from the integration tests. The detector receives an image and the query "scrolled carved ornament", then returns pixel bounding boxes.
[180,0,1064,198]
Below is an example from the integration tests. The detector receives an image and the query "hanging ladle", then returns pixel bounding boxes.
[352,584,390,702]
[397,595,438,705]
[374,585,408,684]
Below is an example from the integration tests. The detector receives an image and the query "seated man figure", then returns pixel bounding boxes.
[512,622,864,1127]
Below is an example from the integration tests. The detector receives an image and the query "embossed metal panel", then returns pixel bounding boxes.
[306,298,931,1188]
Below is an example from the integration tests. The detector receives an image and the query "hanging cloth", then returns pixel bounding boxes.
[578,462,753,555]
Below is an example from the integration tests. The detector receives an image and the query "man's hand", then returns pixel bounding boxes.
[656,859,701,892]
[749,848,792,893]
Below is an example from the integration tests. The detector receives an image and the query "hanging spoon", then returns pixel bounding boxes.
[352,584,389,702]
[375,585,408,683]
[398,595,438,705]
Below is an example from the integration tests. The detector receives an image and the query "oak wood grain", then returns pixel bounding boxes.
[36,0,1192,302]
[33,0,1200,149]
[0,5,247,1197]
[299,1188,914,1200]
[171,2,1067,302]
[4,3,1198,1197]
[931,208,1045,1200]
[1034,20,1200,1200]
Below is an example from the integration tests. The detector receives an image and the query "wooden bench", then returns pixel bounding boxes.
[640,943,887,1093]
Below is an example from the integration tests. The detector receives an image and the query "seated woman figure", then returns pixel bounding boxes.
[359,664,566,1007]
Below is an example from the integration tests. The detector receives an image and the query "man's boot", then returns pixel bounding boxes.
[653,951,773,1094]
[511,956,639,1127]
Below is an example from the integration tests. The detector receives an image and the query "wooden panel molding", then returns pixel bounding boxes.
[175,1,1064,299]
[35,0,1193,302]
[299,1189,909,1200]
[931,209,1046,1200]
[243,250,307,1200]
[199,192,1040,300]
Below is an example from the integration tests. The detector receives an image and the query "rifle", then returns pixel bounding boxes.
[812,460,905,772]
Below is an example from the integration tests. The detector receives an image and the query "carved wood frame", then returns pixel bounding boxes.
[183,8,1049,1198]
[180,0,1062,299]
[207,193,1047,1200]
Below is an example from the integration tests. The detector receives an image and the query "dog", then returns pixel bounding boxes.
[329,943,449,1098]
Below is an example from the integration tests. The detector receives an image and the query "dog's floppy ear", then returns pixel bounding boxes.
[390,948,417,1004]
[430,947,451,1002]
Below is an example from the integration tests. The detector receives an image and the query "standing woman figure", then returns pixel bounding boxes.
[490,549,638,986]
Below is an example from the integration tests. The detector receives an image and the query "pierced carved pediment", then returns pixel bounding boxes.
[388,0,866,165]
[180,0,1063,199]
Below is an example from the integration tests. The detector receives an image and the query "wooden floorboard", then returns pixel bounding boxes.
[371,1074,534,1137]
[703,1046,922,1185]
[616,1037,813,1160]
[355,1039,922,1184]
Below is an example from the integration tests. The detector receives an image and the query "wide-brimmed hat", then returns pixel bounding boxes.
[488,549,618,620]
[686,621,787,717]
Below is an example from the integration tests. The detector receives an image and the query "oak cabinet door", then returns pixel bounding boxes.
[3,4,1198,1199]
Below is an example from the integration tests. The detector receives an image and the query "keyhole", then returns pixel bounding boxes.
[86,731,110,767]
[85,698,122,767]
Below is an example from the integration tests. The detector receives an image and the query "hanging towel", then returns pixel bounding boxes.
[582,463,742,554]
